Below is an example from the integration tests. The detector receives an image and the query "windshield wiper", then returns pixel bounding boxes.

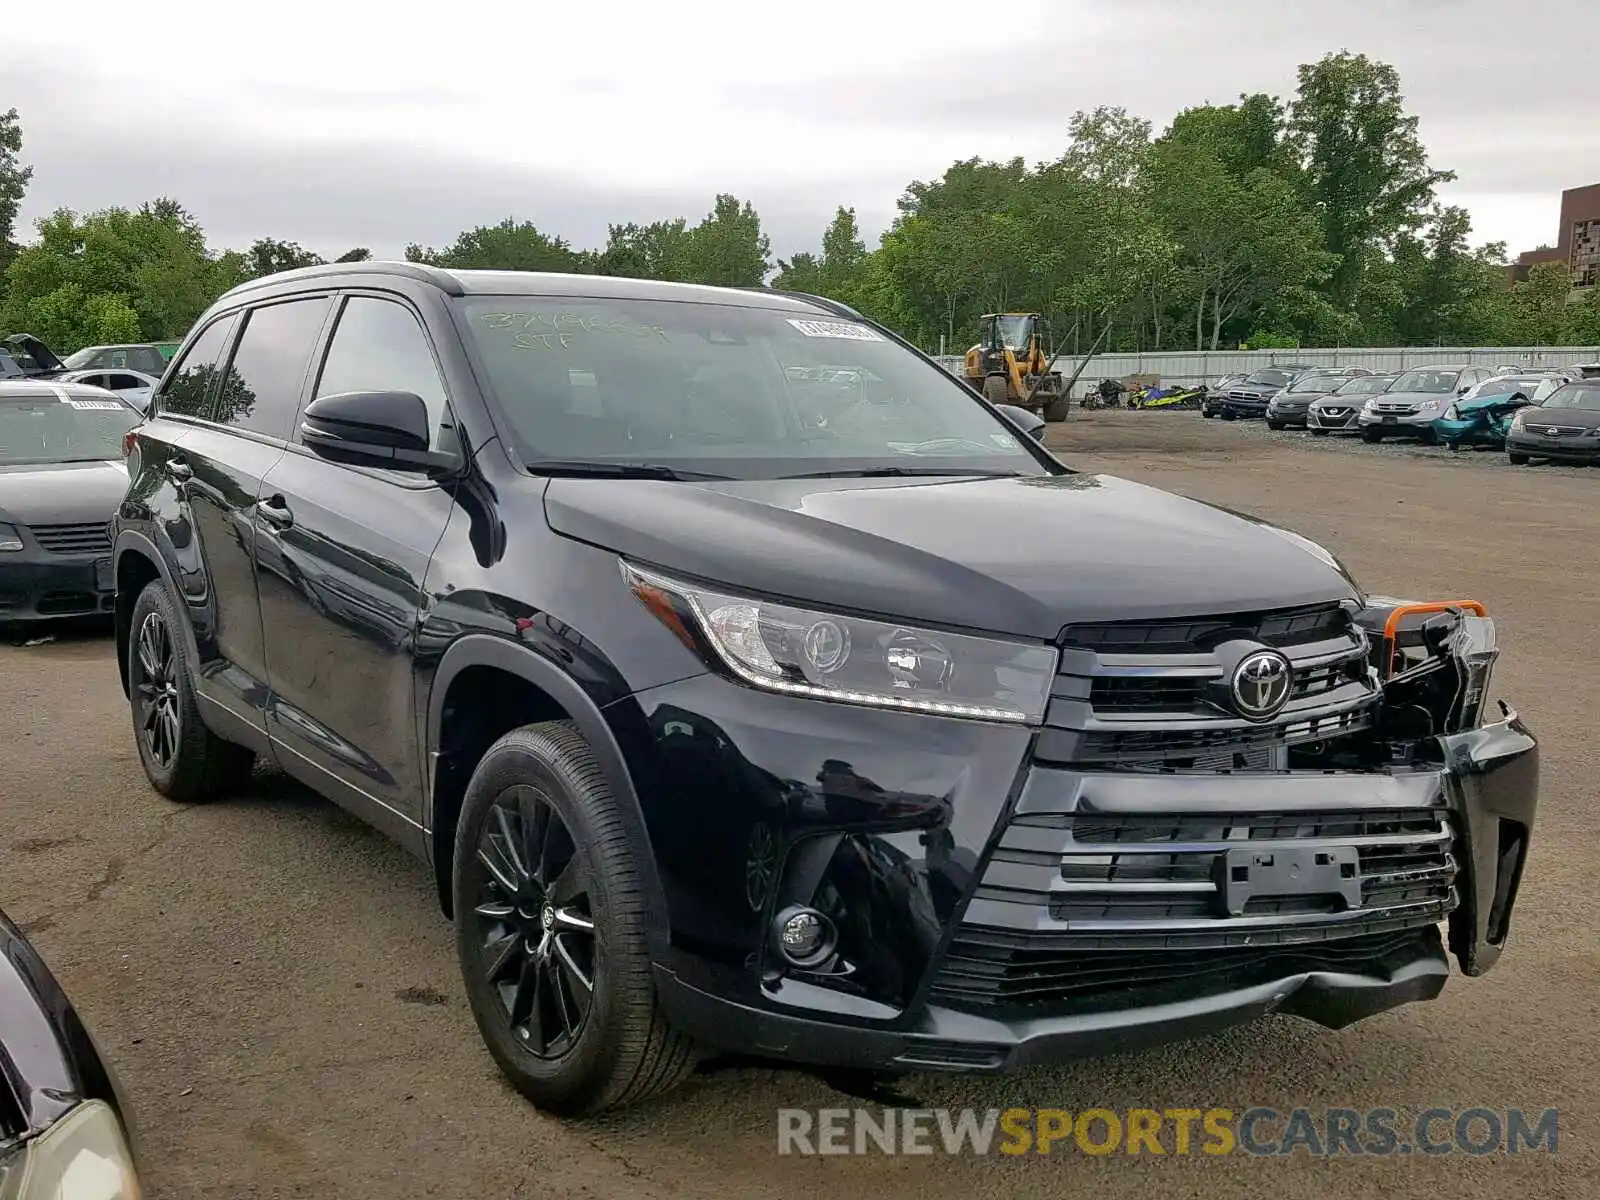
[524,460,733,481]
[781,466,1027,479]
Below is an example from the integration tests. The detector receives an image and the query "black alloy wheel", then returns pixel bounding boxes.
[133,610,180,771]
[126,580,254,802]
[468,784,597,1059]
[453,721,697,1115]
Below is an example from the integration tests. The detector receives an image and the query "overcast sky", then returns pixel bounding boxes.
[4,0,1590,265]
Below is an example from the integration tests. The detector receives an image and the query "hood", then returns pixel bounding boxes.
[1273,390,1333,407]
[1374,389,1458,406]
[1309,393,1363,407]
[0,460,129,525]
[1522,405,1600,431]
[1457,393,1529,416]
[544,472,1360,640]
[2,333,66,375]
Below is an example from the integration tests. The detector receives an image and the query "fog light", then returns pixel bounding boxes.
[773,904,835,968]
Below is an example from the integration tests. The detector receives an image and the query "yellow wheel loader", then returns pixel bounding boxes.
[963,313,1070,421]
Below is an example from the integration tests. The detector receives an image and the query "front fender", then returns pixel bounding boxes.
[112,528,203,698]
[1441,703,1539,976]
[424,633,672,959]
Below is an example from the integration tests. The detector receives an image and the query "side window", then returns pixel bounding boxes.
[215,297,332,441]
[314,296,449,447]
[157,314,240,419]
[108,374,145,391]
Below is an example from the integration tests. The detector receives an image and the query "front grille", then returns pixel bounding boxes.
[1372,401,1419,414]
[928,604,1440,1017]
[1042,602,1377,771]
[31,522,111,555]
[933,804,1457,1012]
[930,926,1438,1013]
[1523,424,1589,437]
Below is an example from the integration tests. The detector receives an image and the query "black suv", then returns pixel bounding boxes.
[111,263,1540,1116]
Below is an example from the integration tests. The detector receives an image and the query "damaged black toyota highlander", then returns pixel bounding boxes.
[110,265,1538,1118]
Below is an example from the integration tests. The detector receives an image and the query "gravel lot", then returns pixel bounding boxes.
[4,409,1594,1198]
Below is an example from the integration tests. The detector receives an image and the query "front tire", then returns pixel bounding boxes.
[1310,428,1328,437]
[127,581,254,802]
[982,375,1009,406]
[1266,420,1284,431]
[1508,451,1529,465]
[453,721,697,1116]
[1362,428,1384,443]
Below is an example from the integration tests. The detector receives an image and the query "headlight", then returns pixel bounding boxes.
[0,1100,141,1199]
[622,562,1058,723]
[1362,398,1379,414]
[0,522,22,553]
[1444,405,1460,420]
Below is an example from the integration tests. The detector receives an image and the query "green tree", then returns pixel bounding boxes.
[2,199,227,350]
[598,218,693,279]
[406,218,587,272]
[770,250,823,293]
[1288,51,1454,308]
[335,247,372,263]
[0,107,31,281]
[1510,262,1577,346]
[242,237,324,278]
[681,194,770,287]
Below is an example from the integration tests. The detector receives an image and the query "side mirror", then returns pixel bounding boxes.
[300,390,453,471]
[993,403,1047,442]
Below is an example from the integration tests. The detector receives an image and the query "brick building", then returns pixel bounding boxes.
[1510,183,1600,288]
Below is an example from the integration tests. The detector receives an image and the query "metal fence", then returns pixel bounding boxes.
[933,346,1600,392]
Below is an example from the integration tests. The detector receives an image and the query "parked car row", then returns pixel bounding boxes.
[1202,361,1600,466]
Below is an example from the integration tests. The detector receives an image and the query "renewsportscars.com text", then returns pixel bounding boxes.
[776,1106,1558,1157]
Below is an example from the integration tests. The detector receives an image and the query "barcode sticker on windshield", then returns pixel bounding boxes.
[64,399,125,411]
[785,319,883,342]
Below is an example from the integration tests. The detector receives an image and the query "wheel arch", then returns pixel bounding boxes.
[113,530,198,698]
[424,634,670,958]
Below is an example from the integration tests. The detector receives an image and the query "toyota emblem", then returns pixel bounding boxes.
[1230,650,1293,720]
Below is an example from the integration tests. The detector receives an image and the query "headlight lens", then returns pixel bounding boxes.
[623,562,1058,723]
[1444,405,1460,420]
[0,522,22,553]
[0,1099,141,1199]
[1362,398,1379,414]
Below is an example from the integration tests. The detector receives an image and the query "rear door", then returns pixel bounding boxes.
[255,291,459,844]
[163,295,333,722]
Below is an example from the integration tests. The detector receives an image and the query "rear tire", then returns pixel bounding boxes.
[1508,452,1529,465]
[453,721,697,1116]
[127,580,255,803]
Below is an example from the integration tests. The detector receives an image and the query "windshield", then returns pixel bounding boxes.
[1244,370,1293,386]
[1468,377,1542,400]
[1335,375,1393,395]
[0,392,138,465]
[1287,373,1339,392]
[994,315,1034,350]
[1391,369,1462,393]
[61,344,167,374]
[457,297,1050,479]
[1542,383,1600,411]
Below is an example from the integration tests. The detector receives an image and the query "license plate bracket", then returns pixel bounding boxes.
[1381,414,1398,424]
[1216,845,1363,917]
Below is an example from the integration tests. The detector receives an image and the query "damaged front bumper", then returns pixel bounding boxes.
[636,597,1539,1074]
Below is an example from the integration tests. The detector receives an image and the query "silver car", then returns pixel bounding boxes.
[1356,365,1495,443]
[1305,373,1399,434]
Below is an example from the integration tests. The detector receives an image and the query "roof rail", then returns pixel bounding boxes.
[764,288,865,321]
[220,260,465,300]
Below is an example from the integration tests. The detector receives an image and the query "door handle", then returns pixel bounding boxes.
[165,457,193,481]
[255,496,293,529]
